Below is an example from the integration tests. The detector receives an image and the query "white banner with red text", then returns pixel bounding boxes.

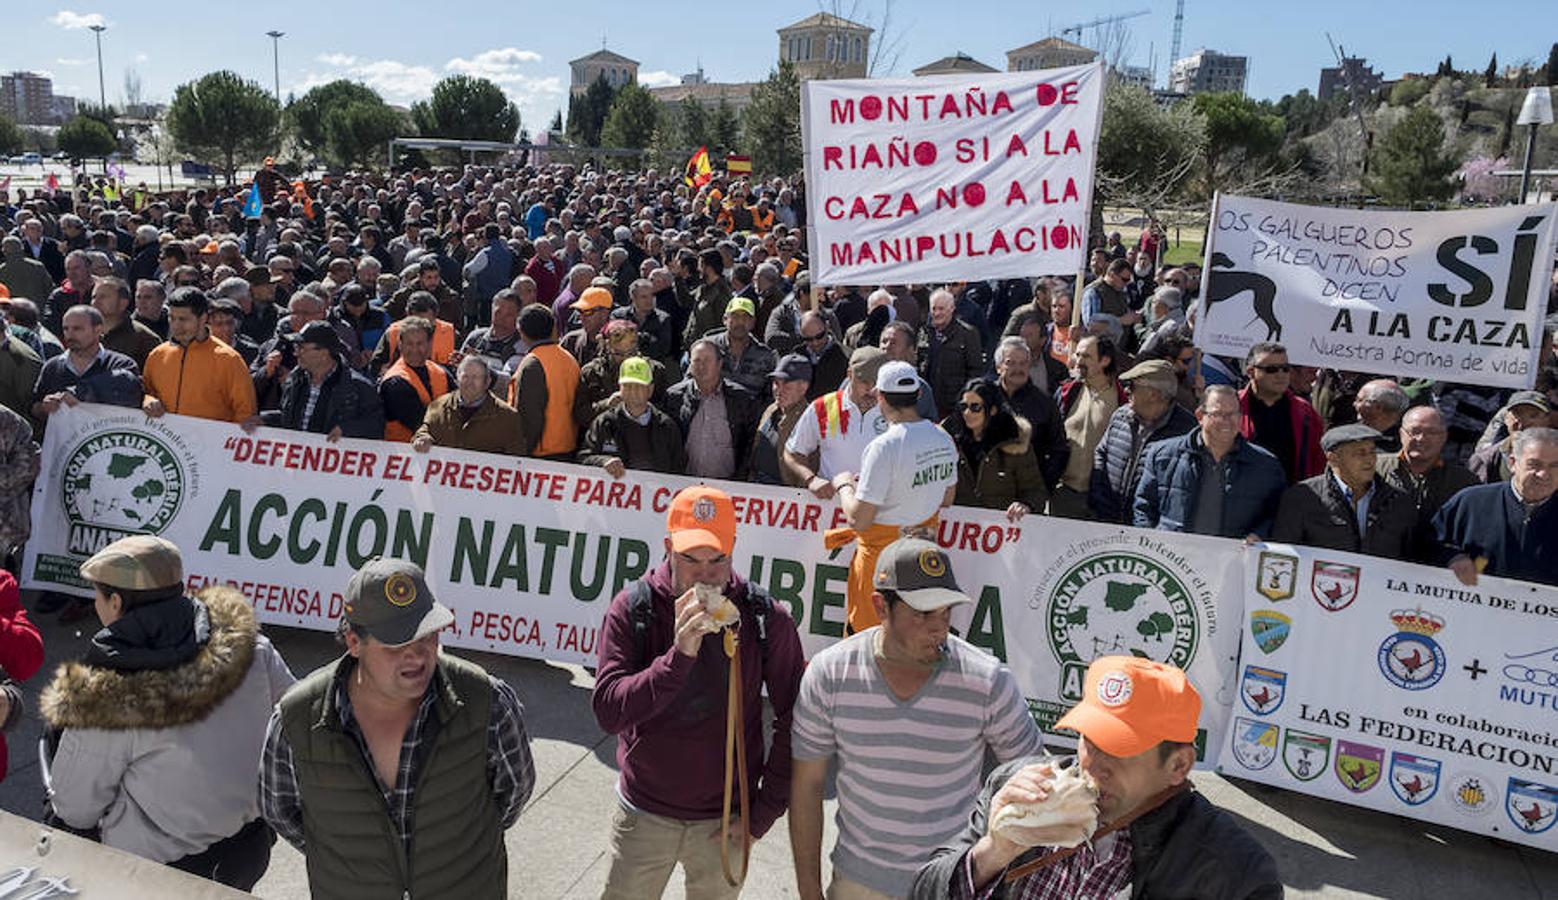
[1196,194,1557,389]
[25,404,1241,763]
[1220,542,1558,852]
[800,63,1105,286]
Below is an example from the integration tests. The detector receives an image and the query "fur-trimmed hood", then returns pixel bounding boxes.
[41,586,257,731]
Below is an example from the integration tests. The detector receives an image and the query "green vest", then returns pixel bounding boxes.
[279,652,505,900]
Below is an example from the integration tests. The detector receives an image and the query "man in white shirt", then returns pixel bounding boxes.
[784,347,888,499]
[828,360,958,633]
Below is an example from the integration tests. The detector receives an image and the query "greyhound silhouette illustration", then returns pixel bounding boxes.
[1204,251,1282,341]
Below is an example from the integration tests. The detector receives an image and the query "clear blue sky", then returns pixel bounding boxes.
[13,1,1553,129]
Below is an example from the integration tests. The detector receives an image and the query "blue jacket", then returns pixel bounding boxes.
[1089,403,1197,523]
[1432,483,1558,587]
[472,240,513,305]
[1133,429,1288,538]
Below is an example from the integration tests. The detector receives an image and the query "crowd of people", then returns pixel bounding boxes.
[0,159,1553,897]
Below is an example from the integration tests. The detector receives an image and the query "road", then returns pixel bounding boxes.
[2,595,1554,898]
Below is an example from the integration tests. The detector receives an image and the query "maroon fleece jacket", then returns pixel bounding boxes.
[591,560,804,837]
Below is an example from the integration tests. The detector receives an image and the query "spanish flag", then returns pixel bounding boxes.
[684,146,713,189]
[726,154,752,175]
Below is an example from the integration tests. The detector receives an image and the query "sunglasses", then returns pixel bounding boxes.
[801,332,828,343]
[1252,364,1291,374]
[958,402,985,413]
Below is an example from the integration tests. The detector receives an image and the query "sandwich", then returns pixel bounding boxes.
[988,761,1099,849]
[694,582,740,631]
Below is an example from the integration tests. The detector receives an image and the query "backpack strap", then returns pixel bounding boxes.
[628,578,655,669]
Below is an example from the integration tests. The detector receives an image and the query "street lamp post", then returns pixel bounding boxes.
[1517,86,1554,204]
[88,23,107,111]
[265,31,284,106]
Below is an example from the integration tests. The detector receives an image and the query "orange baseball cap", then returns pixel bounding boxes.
[571,286,614,311]
[666,486,736,556]
[1055,657,1201,757]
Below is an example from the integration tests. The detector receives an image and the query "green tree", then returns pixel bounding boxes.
[548,109,563,133]
[1546,43,1558,85]
[1366,106,1457,206]
[600,83,659,157]
[1193,91,1285,196]
[710,99,742,158]
[1389,79,1431,107]
[57,115,119,160]
[289,80,383,161]
[166,70,281,184]
[743,62,802,176]
[411,75,520,142]
[1485,53,1499,87]
[1096,85,1206,218]
[677,97,710,149]
[566,74,616,146]
[325,101,404,170]
[0,114,22,156]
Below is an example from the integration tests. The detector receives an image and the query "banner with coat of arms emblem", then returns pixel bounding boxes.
[1224,542,1558,852]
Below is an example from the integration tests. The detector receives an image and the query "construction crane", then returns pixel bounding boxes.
[1169,0,1186,70]
[1060,9,1151,42]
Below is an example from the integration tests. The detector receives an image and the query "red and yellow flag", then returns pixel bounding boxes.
[726,154,752,175]
[684,146,713,189]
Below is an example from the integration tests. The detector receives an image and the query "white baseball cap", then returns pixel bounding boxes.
[875,360,919,393]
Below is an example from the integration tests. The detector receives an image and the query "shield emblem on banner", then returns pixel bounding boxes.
[1249,610,1291,654]
[1229,717,1278,770]
[1334,741,1385,793]
[1257,551,1297,602]
[1282,729,1331,782]
[1388,753,1442,805]
[1240,665,1287,715]
[1506,778,1558,834]
[1311,561,1360,612]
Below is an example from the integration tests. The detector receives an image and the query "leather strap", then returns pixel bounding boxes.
[720,628,751,887]
[1002,780,1190,885]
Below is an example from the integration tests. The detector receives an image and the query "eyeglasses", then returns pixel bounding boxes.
[801,332,827,343]
[1252,364,1291,374]
[957,402,984,413]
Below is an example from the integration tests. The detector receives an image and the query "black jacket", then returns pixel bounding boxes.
[664,377,760,480]
[578,404,688,475]
[260,363,385,439]
[992,377,1069,489]
[1433,483,1558,586]
[911,756,1282,900]
[1272,472,1423,561]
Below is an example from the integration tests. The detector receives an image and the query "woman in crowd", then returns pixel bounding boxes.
[941,379,1046,523]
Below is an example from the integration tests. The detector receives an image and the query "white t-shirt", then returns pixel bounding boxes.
[785,391,888,480]
[855,419,957,525]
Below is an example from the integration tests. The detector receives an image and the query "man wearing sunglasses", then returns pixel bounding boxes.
[1238,342,1324,484]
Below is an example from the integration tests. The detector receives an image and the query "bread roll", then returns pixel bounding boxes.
[694,582,740,631]
[989,762,1099,849]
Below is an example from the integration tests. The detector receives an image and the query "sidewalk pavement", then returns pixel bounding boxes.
[2,605,1554,899]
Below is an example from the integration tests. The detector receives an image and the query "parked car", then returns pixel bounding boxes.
[21,152,41,165]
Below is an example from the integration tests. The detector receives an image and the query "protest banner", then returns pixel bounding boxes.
[1196,194,1558,389]
[24,404,1241,763]
[800,63,1105,286]
[1221,542,1558,851]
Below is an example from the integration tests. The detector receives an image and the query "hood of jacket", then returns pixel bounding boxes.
[40,586,258,731]
[950,410,1031,458]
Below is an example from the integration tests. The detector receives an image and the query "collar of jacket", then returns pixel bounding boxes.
[312,653,463,734]
[84,593,209,671]
[39,586,257,730]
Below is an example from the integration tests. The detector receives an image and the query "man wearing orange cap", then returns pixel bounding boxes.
[561,285,614,366]
[593,485,805,899]
[912,658,1280,899]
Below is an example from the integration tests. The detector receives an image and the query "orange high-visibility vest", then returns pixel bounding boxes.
[380,358,451,442]
[509,342,579,457]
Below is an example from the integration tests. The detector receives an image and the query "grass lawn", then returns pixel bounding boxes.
[1160,237,1204,267]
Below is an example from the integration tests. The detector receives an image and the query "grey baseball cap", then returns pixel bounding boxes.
[1508,390,1551,413]
[344,558,454,646]
[873,537,971,612]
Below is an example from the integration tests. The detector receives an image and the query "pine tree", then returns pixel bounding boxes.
[743,63,802,176]
[1366,106,1457,206]
[1484,52,1499,87]
[1545,43,1558,86]
[710,99,741,158]
[600,84,659,165]
[548,110,563,134]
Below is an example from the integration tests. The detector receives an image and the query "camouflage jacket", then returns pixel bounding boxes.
[0,404,39,556]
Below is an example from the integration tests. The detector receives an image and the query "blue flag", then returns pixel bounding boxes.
[242,181,262,217]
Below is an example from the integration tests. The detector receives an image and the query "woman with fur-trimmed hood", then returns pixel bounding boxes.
[41,535,295,890]
[941,378,1048,522]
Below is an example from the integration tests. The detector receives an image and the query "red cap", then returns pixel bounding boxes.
[666,486,736,556]
[1055,657,1201,757]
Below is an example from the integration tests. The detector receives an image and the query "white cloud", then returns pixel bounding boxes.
[301,47,564,131]
[49,10,106,29]
[54,58,90,66]
[638,70,680,88]
[133,52,149,64]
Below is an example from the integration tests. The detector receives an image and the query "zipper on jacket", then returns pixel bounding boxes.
[174,343,189,413]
